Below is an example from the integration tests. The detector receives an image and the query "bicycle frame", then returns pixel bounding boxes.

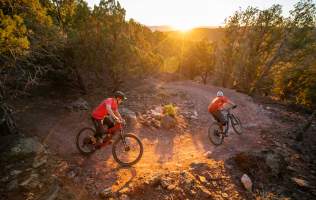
[107,123,123,135]
[107,123,129,149]
[222,108,236,135]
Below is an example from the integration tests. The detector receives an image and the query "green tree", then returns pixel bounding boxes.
[181,39,215,83]
[272,0,316,108]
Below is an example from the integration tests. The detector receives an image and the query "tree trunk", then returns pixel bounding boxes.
[74,67,87,94]
[201,71,208,84]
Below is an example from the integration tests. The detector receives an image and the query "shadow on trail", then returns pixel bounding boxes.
[70,153,137,195]
[134,125,177,165]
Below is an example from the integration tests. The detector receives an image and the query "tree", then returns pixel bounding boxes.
[218,0,316,109]
[0,0,63,99]
[181,39,215,83]
[272,0,316,108]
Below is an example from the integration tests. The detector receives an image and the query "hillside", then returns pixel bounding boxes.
[1,78,315,199]
[150,26,225,42]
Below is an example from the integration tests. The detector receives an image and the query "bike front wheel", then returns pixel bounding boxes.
[231,115,242,135]
[76,127,97,155]
[112,133,143,166]
[208,122,224,145]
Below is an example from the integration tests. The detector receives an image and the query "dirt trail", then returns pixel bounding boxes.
[15,80,274,197]
[162,81,272,160]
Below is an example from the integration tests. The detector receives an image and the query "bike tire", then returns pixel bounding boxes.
[112,133,143,166]
[231,115,242,135]
[76,127,97,155]
[208,122,224,145]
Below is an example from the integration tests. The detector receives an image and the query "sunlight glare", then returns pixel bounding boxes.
[171,23,194,32]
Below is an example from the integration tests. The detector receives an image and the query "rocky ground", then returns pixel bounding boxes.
[1,78,315,200]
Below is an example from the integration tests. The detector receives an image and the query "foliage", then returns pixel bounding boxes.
[163,104,177,118]
[0,0,64,99]
[180,39,216,84]
[0,12,29,58]
[216,0,316,109]
[0,0,315,109]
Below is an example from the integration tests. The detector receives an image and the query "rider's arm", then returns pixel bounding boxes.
[227,100,234,106]
[106,104,120,121]
[227,100,237,108]
[114,110,123,122]
[224,97,236,108]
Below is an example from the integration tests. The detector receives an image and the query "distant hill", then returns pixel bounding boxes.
[148,26,225,42]
[184,27,225,42]
[170,28,225,42]
[149,25,174,32]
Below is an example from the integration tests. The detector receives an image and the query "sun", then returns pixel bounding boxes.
[171,23,194,32]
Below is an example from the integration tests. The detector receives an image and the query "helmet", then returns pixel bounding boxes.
[216,90,224,97]
[114,91,127,101]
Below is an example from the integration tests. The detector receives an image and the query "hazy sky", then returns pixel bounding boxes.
[86,0,299,28]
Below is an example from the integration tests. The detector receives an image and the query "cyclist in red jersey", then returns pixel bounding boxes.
[208,90,236,134]
[91,91,127,145]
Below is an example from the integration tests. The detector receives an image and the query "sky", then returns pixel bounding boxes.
[86,0,299,29]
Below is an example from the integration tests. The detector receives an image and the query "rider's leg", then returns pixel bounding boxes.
[103,116,115,135]
[218,111,228,136]
[89,118,104,145]
[211,110,225,133]
[103,116,115,128]
[101,116,115,142]
[94,121,109,148]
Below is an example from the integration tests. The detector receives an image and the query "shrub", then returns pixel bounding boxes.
[163,104,177,117]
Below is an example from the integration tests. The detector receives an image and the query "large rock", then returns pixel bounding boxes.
[151,119,161,128]
[32,155,48,168]
[7,179,18,191]
[190,111,199,120]
[119,194,130,200]
[10,137,45,157]
[99,187,113,198]
[203,151,212,159]
[151,110,163,120]
[241,174,252,192]
[264,151,285,176]
[40,180,60,200]
[161,115,177,129]
[67,98,89,111]
[20,173,40,189]
[291,177,310,188]
[120,108,137,127]
[160,176,174,189]
[233,150,285,178]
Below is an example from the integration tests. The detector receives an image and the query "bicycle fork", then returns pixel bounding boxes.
[120,130,130,151]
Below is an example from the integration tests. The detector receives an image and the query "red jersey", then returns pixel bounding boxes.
[92,98,118,120]
[208,96,228,112]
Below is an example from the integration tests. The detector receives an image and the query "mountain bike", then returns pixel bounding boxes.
[208,106,242,145]
[76,120,143,166]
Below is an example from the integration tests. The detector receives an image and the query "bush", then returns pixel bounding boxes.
[163,104,177,118]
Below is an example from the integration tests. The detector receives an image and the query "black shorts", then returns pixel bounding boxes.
[91,116,115,137]
[103,116,115,128]
[211,110,226,125]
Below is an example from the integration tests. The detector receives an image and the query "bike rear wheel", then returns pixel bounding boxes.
[208,122,224,145]
[112,133,143,166]
[76,127,97,155]
[231,115,242,135]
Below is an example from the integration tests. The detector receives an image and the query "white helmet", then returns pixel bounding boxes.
[216,90,224,97]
